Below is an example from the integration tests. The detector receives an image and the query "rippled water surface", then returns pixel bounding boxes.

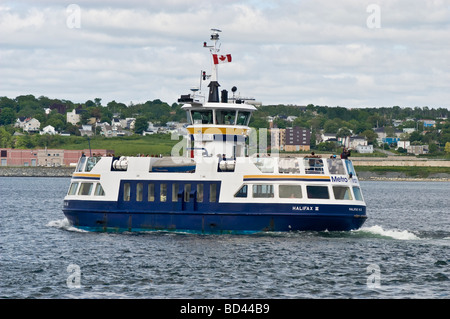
[1,177,449,299]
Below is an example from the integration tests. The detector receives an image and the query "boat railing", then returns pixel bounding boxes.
[249,155,355,176]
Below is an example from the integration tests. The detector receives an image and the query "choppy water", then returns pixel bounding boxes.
[0,177,449,300]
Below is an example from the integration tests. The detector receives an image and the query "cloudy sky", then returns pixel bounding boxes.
[1,0,450,108]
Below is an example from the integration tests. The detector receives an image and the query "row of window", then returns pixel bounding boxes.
[68,180,363,202]
[122,182,218,203]
[234,184,364,201]
[190,110,251,126]
[253,158,350,175]
[68,182,105,196]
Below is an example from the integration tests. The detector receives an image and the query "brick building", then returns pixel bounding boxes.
[0,148,113,167]
[283,127,311,152]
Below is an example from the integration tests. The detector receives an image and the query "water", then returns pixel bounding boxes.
[1,177,449,299]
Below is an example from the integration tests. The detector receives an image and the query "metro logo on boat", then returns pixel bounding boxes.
[331,176,349,183]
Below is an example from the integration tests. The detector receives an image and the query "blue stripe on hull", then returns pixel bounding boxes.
[63,201,367,233]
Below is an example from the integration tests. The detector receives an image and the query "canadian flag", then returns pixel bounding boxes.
[212,54,232,64]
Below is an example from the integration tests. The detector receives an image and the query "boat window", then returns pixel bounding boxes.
[75,157,86,172]
[234,185,248,198]
[68,182,79,195]
[85,157,99,172]
[210,184,217,202]
[123,183,130,201]
[184,184,191,202]
[160,184,167,202]
[252,157,275,173]
[306,185,329,199]
[136,183,143,202]
[304,158,324,174]
[191,110,213,124]
[172,183,179,202]
[148,183,155,202]
[278,158,300,174]
[94,183,105,196]
[252,184,274,198]
[197,184,204,202]
[279,185,302,199]
[333,186,352,200]
[353,186,364,201]
[327,158,346,175]
[345,160,356,176]
[78,182,93,196]
[236,111,251,125]
[216,110,236,125]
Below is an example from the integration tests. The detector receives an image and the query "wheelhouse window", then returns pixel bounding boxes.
[78,182,93,196]
[191,110,213,124]
[306,185,329,199]
[94,183,105,196]
[236,111,251,125]
[353,186,364,201]
[279,185,302,199]
[234,185,248,198]
[333,186,352,200]
[216,110,236,125]
[252,184,274,198]
[68,182,79,195]
[123,183,130,201]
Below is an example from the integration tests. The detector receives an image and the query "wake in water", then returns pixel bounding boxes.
[46,218,87,233]
[354,225,420,240]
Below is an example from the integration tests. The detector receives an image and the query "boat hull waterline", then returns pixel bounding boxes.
[63,203,367,234]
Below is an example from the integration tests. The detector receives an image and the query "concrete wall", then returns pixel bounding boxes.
[0,167,74,177]
[351,157,450,167]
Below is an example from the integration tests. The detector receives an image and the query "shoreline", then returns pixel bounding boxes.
[1,166,449,182]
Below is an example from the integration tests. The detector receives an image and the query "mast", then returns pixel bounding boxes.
[205,29,221,103]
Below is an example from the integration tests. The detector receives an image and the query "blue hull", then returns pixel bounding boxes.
[63,201,367,234]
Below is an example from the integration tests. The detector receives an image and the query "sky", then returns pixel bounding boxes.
[1,0,450,109]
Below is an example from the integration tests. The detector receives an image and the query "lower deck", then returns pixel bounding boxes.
[63,201,367,233]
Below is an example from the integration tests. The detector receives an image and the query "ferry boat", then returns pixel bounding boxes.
[62,30,367,234]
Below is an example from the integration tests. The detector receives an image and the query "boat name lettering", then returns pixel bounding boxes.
[292,206,319,211]
[349,207,363,212]
[331,176,348,183]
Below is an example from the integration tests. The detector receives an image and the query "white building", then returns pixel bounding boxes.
[67,109,81,125]
[40,125,56,135]
[397,140,410,150]
[356,145,373,153]
[22,118,41,133]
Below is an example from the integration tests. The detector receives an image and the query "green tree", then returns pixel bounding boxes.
[134,117,149,135]
[444,142,450,154]
[361,129,378,145]
[0,127,13,147]
[0,107,16,125]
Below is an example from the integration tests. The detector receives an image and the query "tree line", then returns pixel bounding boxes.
[1,95,450,153]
